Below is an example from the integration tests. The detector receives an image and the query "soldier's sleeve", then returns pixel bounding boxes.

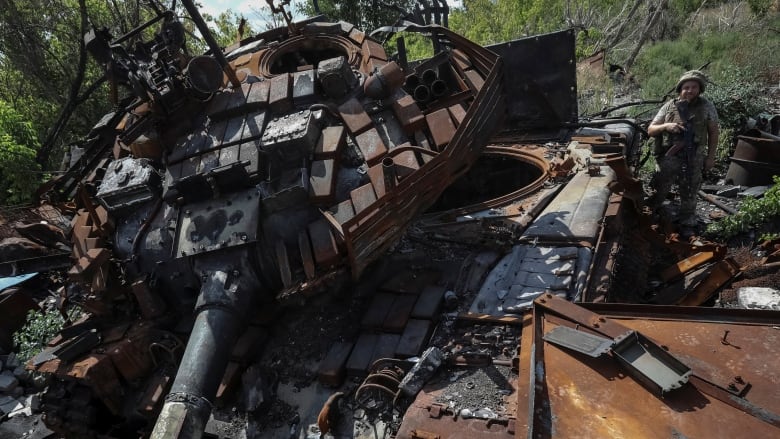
[651,100,672,124]
[704,99,719,123]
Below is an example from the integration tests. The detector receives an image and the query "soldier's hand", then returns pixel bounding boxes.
[665,122,685,133]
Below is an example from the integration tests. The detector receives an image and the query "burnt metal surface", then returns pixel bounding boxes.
[487,30,578,133]
[518,297,780,438]
[8,2,773,439]
[0,5,505,438]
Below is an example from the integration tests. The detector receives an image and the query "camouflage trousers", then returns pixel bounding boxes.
[648,149,705,226]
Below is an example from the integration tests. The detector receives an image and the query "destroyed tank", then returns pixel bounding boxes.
[24,1,504,437]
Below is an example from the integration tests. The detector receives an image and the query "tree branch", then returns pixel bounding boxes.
[37,0,89,167]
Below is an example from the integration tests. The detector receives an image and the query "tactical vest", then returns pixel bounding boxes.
[659,97,709,154]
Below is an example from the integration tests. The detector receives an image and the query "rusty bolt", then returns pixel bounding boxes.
[598,317,606,323]
[734,376,745,384]
[546,293,553,299]
[592,322,600,328]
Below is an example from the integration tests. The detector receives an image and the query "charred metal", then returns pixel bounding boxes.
[0,2,778,439]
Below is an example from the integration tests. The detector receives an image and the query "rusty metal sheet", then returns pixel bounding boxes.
[367,162,390,199]
[309,159,337,204]
[363,57,389,74]
[677,258,741,306]
[462,69,485,92]
[354,128,388,167]
[487,30,578,131]
[425,108,456,150]
[328,199,355,225]
[308,218,340,268]
[68,248,110,281]
[391,148,421,180]
[361,38,386,62]
[448,103,467,126]
[268,73,292,114]
[451,49,472,70]
[131,277,166,319]
[314,125,346,159]
[396,373,516,439]
[341,34,505,278]
[338,98,372,135]
[298,230,316,280]
[392,93,426,135]
[68,354,123,414]
[518,299,780,438]
[215,361,242,403]
[660,251,720,283]
[138,370,172,414]
[348,27,365,45]
[350,183,378,216]
[373,109,408,150]
[107,327,154,382]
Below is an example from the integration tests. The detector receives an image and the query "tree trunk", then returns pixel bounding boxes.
[36,0,89,168]
[604,0,645,51]
[625,0,667,71]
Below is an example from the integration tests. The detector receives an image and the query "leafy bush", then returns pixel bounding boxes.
[13,309,68,362]
[0,100,41,204]
[705,176,780,240]
[706,65,770,131]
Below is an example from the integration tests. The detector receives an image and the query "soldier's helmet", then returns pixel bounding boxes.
[676,70,707,93]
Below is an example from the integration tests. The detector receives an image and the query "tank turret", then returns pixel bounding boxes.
[25,1,504,437]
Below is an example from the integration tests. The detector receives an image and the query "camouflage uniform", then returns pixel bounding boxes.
[648,96,718,226]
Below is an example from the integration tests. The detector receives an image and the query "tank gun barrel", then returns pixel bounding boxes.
[151,255,262,439]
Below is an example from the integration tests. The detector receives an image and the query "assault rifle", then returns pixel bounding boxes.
[665,99,696,176]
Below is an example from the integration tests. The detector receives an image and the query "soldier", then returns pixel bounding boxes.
[647,70,720,235]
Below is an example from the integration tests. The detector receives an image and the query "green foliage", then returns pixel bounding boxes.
[705,176,780,240]
[386,32,433,61]
[297,0,417,31]
[0,100,41,204]
[449,0,565,46]
[12,309,68,362]
[202,10,258,49]
[746,0,775,15]
[706,66,769,131]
